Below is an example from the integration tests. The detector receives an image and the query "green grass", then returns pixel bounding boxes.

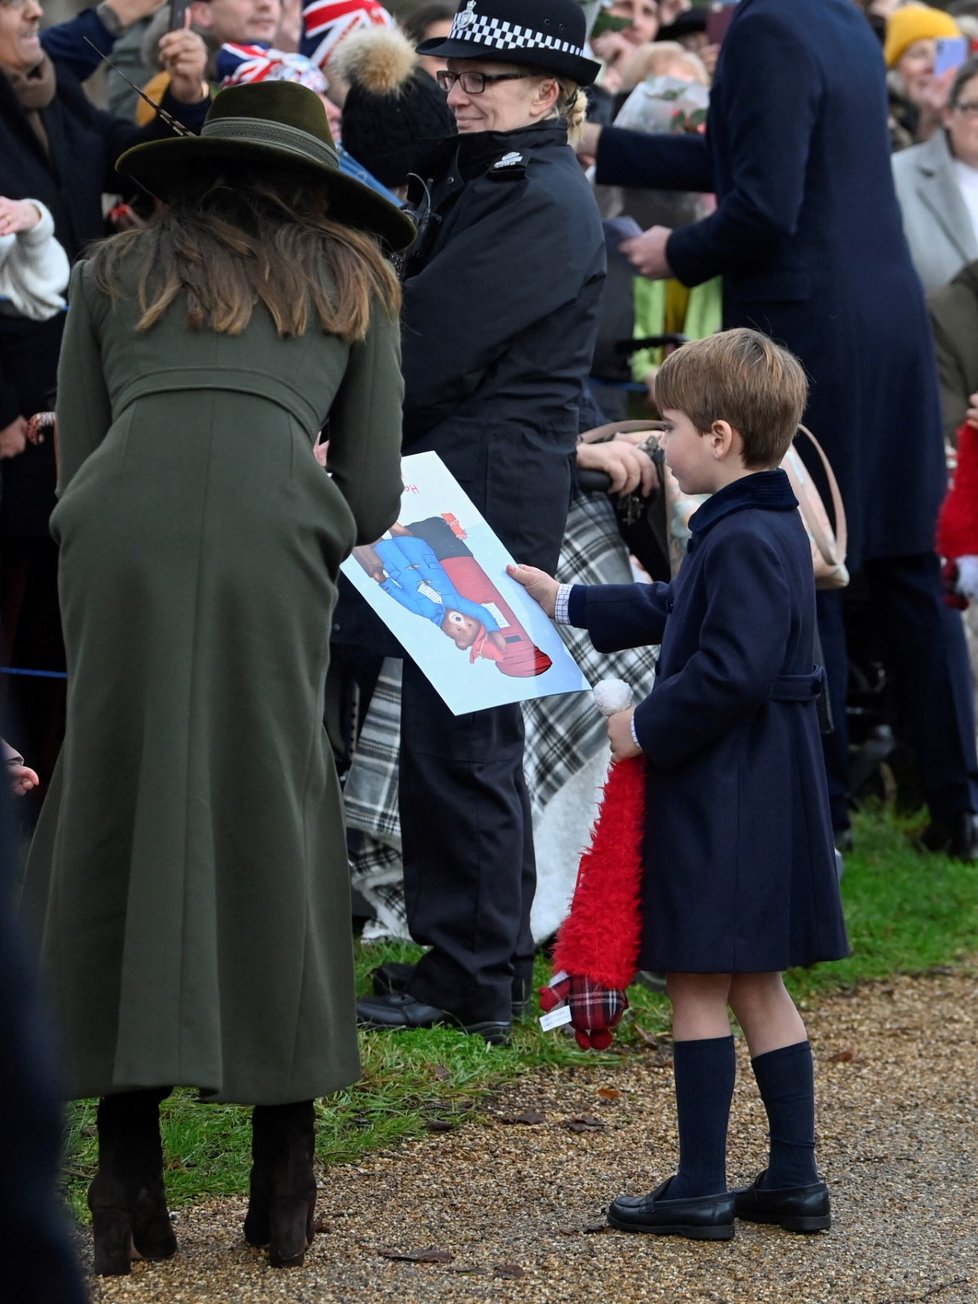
[62,805,978,1218]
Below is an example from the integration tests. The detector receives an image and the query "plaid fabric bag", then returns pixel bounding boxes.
[539,971,629,1050]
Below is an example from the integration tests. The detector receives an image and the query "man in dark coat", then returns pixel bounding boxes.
[585,0,978,856]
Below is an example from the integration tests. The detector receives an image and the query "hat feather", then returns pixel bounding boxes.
[330,26,418,95]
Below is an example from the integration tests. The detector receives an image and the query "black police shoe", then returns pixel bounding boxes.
[356,992,511,1045]
[371,960,531,1019]
[918,813,978,862]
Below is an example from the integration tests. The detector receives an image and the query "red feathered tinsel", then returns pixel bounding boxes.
[551,755,646,991]
[937,421,978,560]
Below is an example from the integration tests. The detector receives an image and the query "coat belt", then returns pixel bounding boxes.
[113,368,323,434]
[769,667,825,701]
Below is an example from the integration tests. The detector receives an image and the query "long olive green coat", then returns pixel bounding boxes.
[20,258,403,1105]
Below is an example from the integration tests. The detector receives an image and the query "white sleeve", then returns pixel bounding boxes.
[0,201,70,321]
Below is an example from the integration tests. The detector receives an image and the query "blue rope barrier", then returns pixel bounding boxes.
[0,666,68,680]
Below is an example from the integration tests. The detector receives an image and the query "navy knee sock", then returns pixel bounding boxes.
[750,1040,819,1188]
[667,1035,735,1199]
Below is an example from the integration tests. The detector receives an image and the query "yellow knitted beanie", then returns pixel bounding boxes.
[884,4,961,69]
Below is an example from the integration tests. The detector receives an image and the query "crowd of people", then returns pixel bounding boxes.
[2,0,977,1292]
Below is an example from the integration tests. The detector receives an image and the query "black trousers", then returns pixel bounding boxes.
[818,551,978,829]
[398,657,535,1024]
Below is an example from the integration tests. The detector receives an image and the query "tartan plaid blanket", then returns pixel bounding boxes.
[344,489,660,943]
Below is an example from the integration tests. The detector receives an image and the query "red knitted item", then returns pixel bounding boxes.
[551,755,646,991]
[937,422,978,559]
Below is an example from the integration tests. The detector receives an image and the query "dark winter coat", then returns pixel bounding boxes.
[20,259,404,1103]
[401,121,606,572]
[569,471,850,973]
[595,0,946,570]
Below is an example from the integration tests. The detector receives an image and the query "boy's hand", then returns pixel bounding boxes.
[607,707,641,761]
[966,392,978,430]
[507,563,558,617]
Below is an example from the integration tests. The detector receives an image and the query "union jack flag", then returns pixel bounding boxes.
[216,43,328,92]
[300,0,394,70]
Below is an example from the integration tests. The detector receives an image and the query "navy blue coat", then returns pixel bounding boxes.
[569,472,850,973]
[595,0,946,570]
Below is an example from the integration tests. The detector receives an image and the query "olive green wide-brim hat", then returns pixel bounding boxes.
[116,81,416,252]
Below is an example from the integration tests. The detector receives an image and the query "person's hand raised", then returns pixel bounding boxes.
[158,16,209,104]
[0,197,41,237]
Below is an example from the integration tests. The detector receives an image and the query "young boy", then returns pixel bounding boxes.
[510,328,849,1241]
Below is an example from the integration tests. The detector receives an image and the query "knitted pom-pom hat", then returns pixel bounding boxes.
[332,26,456,187]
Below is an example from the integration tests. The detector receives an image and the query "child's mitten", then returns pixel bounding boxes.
[955,554,978,601]
[941,558,970,609]
[539,970,629,1050]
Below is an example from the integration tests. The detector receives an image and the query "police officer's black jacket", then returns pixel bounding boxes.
[400,121,605,572]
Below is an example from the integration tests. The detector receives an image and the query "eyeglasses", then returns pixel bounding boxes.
[952,100,978,117]
[436,70,535,95]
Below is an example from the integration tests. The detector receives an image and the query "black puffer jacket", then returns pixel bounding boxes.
[401,122,605,571]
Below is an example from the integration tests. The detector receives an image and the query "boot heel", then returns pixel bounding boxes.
[268,1195,315,1268]
[131,1183,178,1260]
[91,1208,134,1276]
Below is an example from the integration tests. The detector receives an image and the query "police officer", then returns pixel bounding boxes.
[356,0,606,1042]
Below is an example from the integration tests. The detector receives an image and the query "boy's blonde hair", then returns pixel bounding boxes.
[654,328,808,468]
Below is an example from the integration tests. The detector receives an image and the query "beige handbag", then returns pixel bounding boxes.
[781,425,849,590]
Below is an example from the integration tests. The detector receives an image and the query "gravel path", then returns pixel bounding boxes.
[85,967,978,1303]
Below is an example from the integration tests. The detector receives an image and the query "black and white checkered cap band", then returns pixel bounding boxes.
[449,10,585,58]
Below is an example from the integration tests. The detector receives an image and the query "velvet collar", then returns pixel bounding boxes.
[688,468,797,540]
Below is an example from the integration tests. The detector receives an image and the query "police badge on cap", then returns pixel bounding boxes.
[416,0,601,86]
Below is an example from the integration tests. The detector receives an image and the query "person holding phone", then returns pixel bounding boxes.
[883,2,964,149]
[893,53,978,291]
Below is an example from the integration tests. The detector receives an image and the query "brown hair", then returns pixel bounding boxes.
[89,165,401,339]
[653,328,808,468]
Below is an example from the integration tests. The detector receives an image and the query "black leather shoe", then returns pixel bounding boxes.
[356,992,511,1045]
[372,960,530,1020]
[918,813,978,861]
[607,1179,735,1240]
[732,1171,831,1232]
[370,961,415,997]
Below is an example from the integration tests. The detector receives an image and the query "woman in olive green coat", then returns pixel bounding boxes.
[19,82,413,1274]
